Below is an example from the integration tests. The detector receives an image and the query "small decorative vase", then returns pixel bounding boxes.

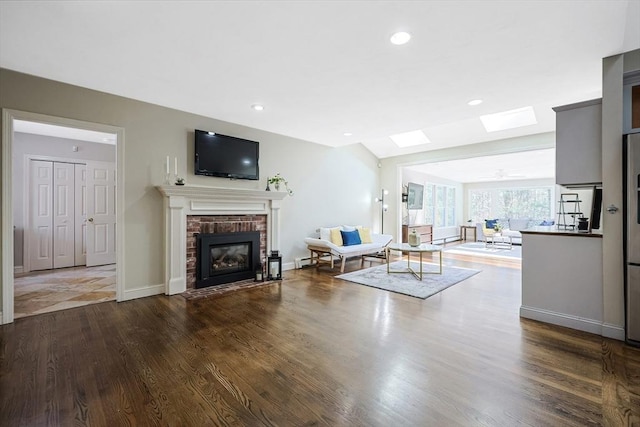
[274,182,281,191]
[408,229,421,247]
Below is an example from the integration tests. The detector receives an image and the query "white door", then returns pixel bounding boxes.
[29,160,54,271]
[86,161,116,266]
[52,162,75,268]
[74,164,87,266]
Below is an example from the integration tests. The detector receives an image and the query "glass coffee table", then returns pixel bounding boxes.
[385,242,443,280]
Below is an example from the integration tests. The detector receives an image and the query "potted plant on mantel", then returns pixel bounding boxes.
[266,173,293,195]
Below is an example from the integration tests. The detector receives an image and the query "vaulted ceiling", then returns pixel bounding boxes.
[1,1,638,164]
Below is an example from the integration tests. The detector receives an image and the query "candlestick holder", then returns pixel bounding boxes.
[164,172,172,185]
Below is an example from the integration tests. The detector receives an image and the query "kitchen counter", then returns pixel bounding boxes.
[520,230,610,337]
[520,226,603,238]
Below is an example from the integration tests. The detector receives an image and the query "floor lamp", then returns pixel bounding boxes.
[375,189,389,234]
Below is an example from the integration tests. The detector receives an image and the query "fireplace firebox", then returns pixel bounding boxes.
[196,231,261,288]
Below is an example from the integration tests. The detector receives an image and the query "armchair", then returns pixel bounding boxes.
[482,224,497,238]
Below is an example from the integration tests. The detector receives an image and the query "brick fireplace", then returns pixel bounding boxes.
[187,215,267,289]
[156,185,287,295]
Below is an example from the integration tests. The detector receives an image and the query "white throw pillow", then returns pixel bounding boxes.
[320,226,342,241]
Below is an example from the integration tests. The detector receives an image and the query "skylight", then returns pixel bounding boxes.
[389,130,431,147]
[480,106,537,132]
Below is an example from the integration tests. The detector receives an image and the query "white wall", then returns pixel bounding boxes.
[0,68,381,308]
[402,168,463,242]
[12,132,116,268]
[600,49,640,337]
[258,141,380,261]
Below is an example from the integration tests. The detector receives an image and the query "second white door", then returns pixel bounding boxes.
[86,160,116,267]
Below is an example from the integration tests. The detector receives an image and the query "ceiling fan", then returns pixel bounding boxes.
[478,169,526,180]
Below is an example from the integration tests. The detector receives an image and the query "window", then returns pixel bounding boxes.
[470,190,491,222]
[469,187,552,222]
[497,188,551,219]
[424,185,434,225]
[424,183,456,227]
[446,187,456,226]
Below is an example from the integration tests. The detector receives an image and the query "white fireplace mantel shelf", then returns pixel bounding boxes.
[157,184,288,202]
[156,185,287,295]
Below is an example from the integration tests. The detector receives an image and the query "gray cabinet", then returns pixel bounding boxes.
[553,98,602,186]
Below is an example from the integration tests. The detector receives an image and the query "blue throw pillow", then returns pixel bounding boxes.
[540,220,555,226]
[485,219,498,229]
[340,229,362,246]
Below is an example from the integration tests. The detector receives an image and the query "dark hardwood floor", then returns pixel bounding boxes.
[1,249,639,426]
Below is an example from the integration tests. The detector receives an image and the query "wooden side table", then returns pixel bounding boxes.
[460,225,477,242]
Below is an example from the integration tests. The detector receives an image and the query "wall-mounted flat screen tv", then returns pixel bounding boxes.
[407,182,424,210]
[194,129,259,180]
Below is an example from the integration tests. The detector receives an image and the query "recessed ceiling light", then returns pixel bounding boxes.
[467,99,483,106]
[251,104,264,111]
[343,132,353,137]
[389,130,431,147]
[480,106,537,132]
[390,31,411,45]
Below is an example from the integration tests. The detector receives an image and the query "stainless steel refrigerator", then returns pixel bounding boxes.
[625,133,640,345]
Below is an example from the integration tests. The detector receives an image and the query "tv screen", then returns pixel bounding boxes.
[194,129,259,180]
[407,182,424,209]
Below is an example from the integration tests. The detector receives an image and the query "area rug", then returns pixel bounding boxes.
[336,261,480,299]
[445,242,522,259]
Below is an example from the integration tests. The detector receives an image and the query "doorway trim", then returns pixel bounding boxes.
[1,109,125,324]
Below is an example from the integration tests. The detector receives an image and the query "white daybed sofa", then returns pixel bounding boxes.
[475,218,536,245]
[303,226,393,273]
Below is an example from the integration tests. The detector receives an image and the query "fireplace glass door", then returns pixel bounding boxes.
[196,231,260,288]
[210,243,250,276]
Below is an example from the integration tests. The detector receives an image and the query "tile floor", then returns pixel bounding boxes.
[13,264,116,319]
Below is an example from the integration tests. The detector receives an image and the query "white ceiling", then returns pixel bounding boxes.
[1,1,638,174]
[406,148,556,184]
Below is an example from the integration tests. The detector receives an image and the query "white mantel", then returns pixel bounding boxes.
[156,185,287,295]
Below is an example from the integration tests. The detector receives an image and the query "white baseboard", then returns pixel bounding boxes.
[283,262,297,271]
[294,257,312,269]
[602,323,625,341]
[14,266,23,274]
[520,305,604,336]
[122,283,165,301]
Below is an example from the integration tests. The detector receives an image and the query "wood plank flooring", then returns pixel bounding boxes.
[1,251,639,426]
